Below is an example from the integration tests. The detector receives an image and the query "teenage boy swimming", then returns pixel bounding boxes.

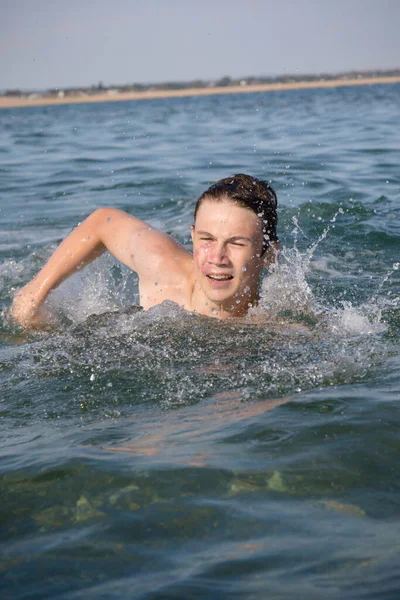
[11,174,279,328]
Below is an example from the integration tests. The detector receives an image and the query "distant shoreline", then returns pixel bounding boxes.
[1,76,400,110]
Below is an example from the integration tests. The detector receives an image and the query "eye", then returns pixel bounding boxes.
[200,236,213,241]
[231,241,246,247]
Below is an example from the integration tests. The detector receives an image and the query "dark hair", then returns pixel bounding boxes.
[194,174,278,254]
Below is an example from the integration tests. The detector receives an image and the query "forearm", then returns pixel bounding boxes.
[30,217,105,298]
[12,211,106,327]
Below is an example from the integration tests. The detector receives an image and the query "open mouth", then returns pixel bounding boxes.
[206,274,234,281]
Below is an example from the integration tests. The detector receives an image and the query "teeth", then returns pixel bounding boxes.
[208,274,233,280]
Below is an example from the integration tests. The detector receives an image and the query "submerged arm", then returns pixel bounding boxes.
[11,208,170,328]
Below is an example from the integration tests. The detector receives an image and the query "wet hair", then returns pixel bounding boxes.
[194,174,278,254]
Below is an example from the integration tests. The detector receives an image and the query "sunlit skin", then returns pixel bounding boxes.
[11,197,278,327]
[190,199,270,318]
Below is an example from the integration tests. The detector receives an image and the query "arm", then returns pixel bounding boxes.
[11,207,179,328]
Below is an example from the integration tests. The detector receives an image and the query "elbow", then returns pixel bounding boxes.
[88,207,122,236]
[90,207,122,223]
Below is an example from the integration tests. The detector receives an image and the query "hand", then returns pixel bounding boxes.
[11,285,54,329]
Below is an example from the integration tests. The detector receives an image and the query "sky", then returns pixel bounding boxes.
[1,0,399,91]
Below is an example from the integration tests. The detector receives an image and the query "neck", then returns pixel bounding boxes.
[190,284,259,319]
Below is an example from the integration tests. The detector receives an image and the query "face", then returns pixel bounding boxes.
[191,198,265,315]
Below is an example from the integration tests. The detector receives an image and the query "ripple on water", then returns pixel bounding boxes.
[1,84,400,598]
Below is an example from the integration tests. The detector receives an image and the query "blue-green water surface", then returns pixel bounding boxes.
[1,85,400,599]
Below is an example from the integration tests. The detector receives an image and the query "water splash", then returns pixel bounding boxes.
[258,212,397,340]
[326,301,386,335]
[258,212,343,319]
[368,262,399,306]
[0,259,26,292]
[1,209,398,420]
[47,255,138,324]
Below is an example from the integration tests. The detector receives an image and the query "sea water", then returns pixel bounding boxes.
[0,85,399,599]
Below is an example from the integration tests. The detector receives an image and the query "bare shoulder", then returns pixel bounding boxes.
[92,207,192,280]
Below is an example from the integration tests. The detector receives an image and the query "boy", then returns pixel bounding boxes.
[12,173,279,327]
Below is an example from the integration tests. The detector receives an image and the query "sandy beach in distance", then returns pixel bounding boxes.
[1,76,400,110]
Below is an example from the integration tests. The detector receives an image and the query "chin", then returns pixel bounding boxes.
[206,287,246,308]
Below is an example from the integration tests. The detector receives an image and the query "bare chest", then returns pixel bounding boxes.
[138,271,193,311]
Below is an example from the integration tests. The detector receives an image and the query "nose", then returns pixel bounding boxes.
[209,242,230,265]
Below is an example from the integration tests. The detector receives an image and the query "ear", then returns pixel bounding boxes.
[263,241,280,268]
[190,224,195,245]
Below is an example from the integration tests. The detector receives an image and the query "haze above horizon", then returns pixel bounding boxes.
[1,0,399,91]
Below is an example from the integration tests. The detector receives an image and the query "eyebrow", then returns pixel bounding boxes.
[196,231,254,242]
